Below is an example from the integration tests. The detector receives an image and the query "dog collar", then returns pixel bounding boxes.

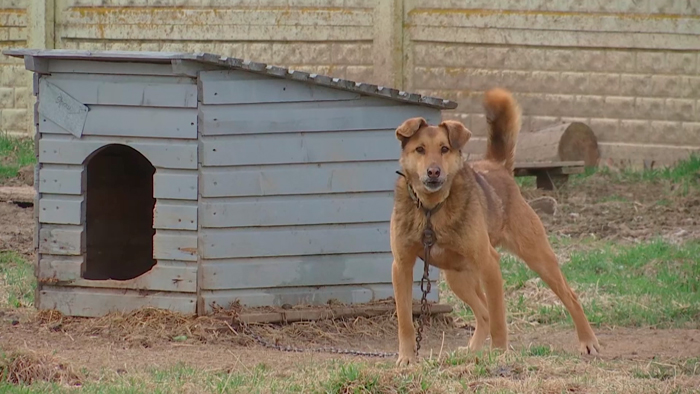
[396,170,445,215]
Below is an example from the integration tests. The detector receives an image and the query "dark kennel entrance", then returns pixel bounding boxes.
[83,144,156,280]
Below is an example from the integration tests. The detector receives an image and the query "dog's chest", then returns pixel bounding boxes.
[417,242,462,270]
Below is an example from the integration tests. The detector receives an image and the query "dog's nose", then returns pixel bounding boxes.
[427,166,441,179]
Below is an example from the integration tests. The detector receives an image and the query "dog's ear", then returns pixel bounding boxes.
[440,120,472,151]
[395,117,427,148]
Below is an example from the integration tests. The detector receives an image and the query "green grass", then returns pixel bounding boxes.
[2,350,698,393]
[569,154,700,191]
[0,133,35,181]
[0,251,35,309]
[495,238,700,329]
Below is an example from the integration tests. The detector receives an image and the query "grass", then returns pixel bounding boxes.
[0,133,35,182]
[441,238,700,330]
[569,154,700,192]
[1,349,698,393]
[0,251,34,309]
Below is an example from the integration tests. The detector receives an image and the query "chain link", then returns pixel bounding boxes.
[238,324,399,358]
[415,209,435,356]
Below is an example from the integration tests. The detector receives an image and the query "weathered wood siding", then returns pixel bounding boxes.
[34,63,198,316]
[197,69,440,313]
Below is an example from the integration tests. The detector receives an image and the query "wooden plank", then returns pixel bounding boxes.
[39,226,84,256]
[38,166,84,195]
[153,171,198,200]
[39,106,198,139]
[47,59,178,76]
[38,137,198,170]
[38,256,85,283]
[200,130,399,167]
[200,161,397,198]
[38,287,196,317]
[200,193,393,228]
[233,303,453,324]
[513,161,585,170]
[45,73,198,108]
[153,231,197,261]
[198,70,361,105]
[39,196,84,225]
[200,253,438,290]
[38,79,89,138]
[199,100,441,135]
[64,263,197,293]
[154,202,197,231]
[0,186,35,204]
[201,283,438,314]
[200,223,389,259]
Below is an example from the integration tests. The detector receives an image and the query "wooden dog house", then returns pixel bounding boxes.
[4,49,456,317]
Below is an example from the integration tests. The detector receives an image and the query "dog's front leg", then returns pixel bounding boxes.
[392,257,416,366]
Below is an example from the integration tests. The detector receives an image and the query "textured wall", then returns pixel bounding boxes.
[0,0,28,137]
[2,0,699,166]
[405,0,700,166]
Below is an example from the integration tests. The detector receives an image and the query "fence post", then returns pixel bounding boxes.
[372,0,404,89]
[25,0,54,138]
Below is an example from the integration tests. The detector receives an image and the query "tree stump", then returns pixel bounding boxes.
[516,122,600,167]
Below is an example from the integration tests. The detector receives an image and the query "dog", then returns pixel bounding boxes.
[390,87,600,366]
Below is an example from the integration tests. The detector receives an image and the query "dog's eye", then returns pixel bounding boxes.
[441,146,449,154]
[416,146,425,154]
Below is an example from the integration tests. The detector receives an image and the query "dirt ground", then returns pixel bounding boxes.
[1,171,700,387]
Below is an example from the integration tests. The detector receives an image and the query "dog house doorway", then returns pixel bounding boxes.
[83,144,156,281]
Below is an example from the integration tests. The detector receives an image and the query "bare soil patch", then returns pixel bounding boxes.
[0,202,34,259]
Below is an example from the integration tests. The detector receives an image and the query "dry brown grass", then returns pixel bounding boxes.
[0,350,82,386]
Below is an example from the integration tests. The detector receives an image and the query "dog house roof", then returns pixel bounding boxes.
[4,49,458,110]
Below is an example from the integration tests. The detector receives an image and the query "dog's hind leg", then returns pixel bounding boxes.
[504,200,601,355]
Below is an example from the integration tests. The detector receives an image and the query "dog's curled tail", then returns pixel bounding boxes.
[483,88,522,174]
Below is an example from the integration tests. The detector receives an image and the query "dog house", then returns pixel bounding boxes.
[4,49,457,317]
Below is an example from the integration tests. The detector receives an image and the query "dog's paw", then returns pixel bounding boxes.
[395,353,416,367]
[579,338,601,356]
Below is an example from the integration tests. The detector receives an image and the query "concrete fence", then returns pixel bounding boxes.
[1,0,699,166]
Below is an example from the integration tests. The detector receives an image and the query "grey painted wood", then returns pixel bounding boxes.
[39,196,84,225]
[199,100,441,135]
[39,226,84,256]
[38,79,89,138]
[201,283,438,313]
[46,73,198,108]
[171,59,224,77]
[154,231,198,261]
[200,161,397,197]
[154,202,198,231]
[200,130,399,167]
[68,262,197,293]
[200,193,393,228]
[38,256,85,282]
[40,106,198,139]
[154,171,198,200]
[24,56,49,73]
[38,166,84,195]
[200,223,389,259]
[38,136,198,170]
[38,287,196,317]
[47,59,178,76]
[200,253,438,290]
[4,49,457,110]
[199,70,360,105]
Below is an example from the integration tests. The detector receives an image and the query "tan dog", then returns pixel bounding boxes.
[390,87,600,366]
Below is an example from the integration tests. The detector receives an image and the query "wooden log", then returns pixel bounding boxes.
[217,302,453,325]
[516,122,600,167]
[0,186,36,204]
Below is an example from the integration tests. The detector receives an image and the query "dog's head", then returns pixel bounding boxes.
[395,117,471,194]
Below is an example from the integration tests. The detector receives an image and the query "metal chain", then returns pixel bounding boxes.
[232,171,439,361]
[415,209,435,356]
[238,324,398,358]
